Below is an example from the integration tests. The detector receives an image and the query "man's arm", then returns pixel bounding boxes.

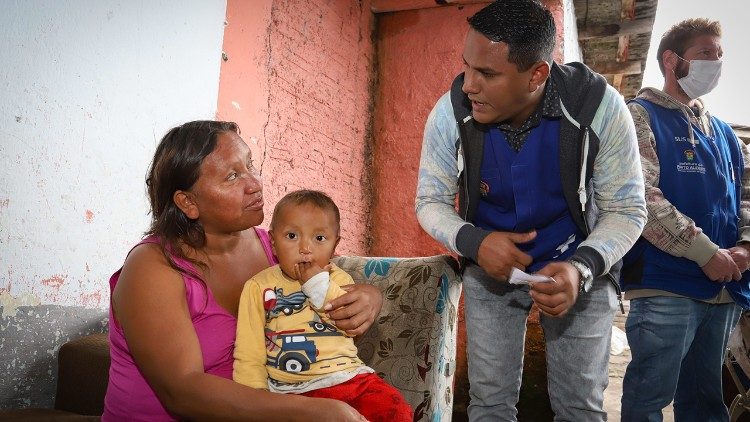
[415,91,471,254]
[415,92,534,280]
[629,101,717,264]
[627,100,737,281]
[574,85,647,276]
[531,85,646,317]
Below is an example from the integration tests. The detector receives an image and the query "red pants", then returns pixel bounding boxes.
[300,373,413,422]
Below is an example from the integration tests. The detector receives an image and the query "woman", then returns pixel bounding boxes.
[103,121,382,421]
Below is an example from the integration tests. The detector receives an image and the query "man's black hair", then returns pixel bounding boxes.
[468,0,556,71]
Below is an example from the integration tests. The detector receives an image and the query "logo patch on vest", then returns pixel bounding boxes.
[674,135,698,144]
[479,180,489,197]
[677,149,706,174]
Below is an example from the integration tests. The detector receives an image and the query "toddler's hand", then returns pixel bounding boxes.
[294,261,332,283]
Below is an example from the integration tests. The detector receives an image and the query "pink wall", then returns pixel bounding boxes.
[370,4,487,257]
[217,0,375,255]
[546,0,566,63]
[370,1,565,258]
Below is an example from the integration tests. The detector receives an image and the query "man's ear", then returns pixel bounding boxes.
[528,61,551,93]
[663,50,679,73]
[173,190,199,220]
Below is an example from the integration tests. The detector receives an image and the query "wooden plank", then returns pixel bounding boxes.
[613,74,624,92]
[617,35,630,62]
[588,60,641,75]
[621,0,635,20]
[371,0,490,13]
[578,18,653,40]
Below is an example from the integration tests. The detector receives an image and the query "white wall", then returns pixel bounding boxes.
[0,0,227,408]
[640,1,749,125]
[563,0,582,62]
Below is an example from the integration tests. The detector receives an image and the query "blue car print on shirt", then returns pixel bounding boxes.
[264,287,307,320]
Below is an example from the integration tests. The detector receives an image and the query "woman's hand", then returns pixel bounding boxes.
[324,283,383,336]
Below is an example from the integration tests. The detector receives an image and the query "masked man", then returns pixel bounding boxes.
[620,18,750,421]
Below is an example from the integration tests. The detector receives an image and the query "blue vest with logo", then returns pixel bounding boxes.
[629,98,750,308]
[475,118,584,273]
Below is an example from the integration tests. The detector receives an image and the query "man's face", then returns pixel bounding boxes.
[674,34,723,79]
[461,29,541,127]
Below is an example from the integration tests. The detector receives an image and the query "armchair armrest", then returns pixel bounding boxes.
[54,333,110,416]
[332,255,462,422]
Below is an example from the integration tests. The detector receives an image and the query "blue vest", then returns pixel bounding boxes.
[629,99,750,307]
[475,118,584,272]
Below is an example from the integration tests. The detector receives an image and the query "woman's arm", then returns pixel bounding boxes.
[112,244,364,421]
[324,283,383,336]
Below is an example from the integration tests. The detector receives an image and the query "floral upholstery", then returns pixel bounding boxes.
[332,255,462,422]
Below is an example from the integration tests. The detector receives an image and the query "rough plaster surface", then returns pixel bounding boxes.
[216,0,376,255]
[0,0,227,409]
[216,0,273,185]
[370,4,486,257]
[0,305,107,409]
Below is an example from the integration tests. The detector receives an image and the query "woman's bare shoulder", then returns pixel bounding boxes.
[116,242,185,296]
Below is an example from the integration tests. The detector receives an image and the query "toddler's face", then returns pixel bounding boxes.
[270,203,339,280]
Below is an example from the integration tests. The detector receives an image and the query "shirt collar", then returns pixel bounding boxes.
[497,78,562,133]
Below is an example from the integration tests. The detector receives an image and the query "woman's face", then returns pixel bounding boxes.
[188,131,264,234]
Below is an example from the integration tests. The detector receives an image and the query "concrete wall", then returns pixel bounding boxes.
[1,0,375,409]
[0,0,227,408]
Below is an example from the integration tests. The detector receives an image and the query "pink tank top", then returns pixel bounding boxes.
[102,228,276,421]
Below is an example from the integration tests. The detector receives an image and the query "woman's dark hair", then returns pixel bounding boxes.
[145,120,239,279]
[468,0,556,71]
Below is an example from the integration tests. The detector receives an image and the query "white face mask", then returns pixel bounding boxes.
[675,55,722,99]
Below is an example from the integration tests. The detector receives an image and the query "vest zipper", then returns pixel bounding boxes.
[579,126,625,314]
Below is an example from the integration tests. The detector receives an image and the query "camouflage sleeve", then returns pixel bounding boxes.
[629,101,718,266]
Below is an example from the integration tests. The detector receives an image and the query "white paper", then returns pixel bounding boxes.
[508,268,553,285]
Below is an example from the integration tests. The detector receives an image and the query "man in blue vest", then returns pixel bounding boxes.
[415,0,646,420]
[620,18,750,421]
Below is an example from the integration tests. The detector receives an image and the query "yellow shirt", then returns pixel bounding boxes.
[233,264,364,389]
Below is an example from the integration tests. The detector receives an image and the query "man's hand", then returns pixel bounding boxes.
[729,245,750,274]
[477,231,536,281]
[529,261,580,317]
[702,249,741,282]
